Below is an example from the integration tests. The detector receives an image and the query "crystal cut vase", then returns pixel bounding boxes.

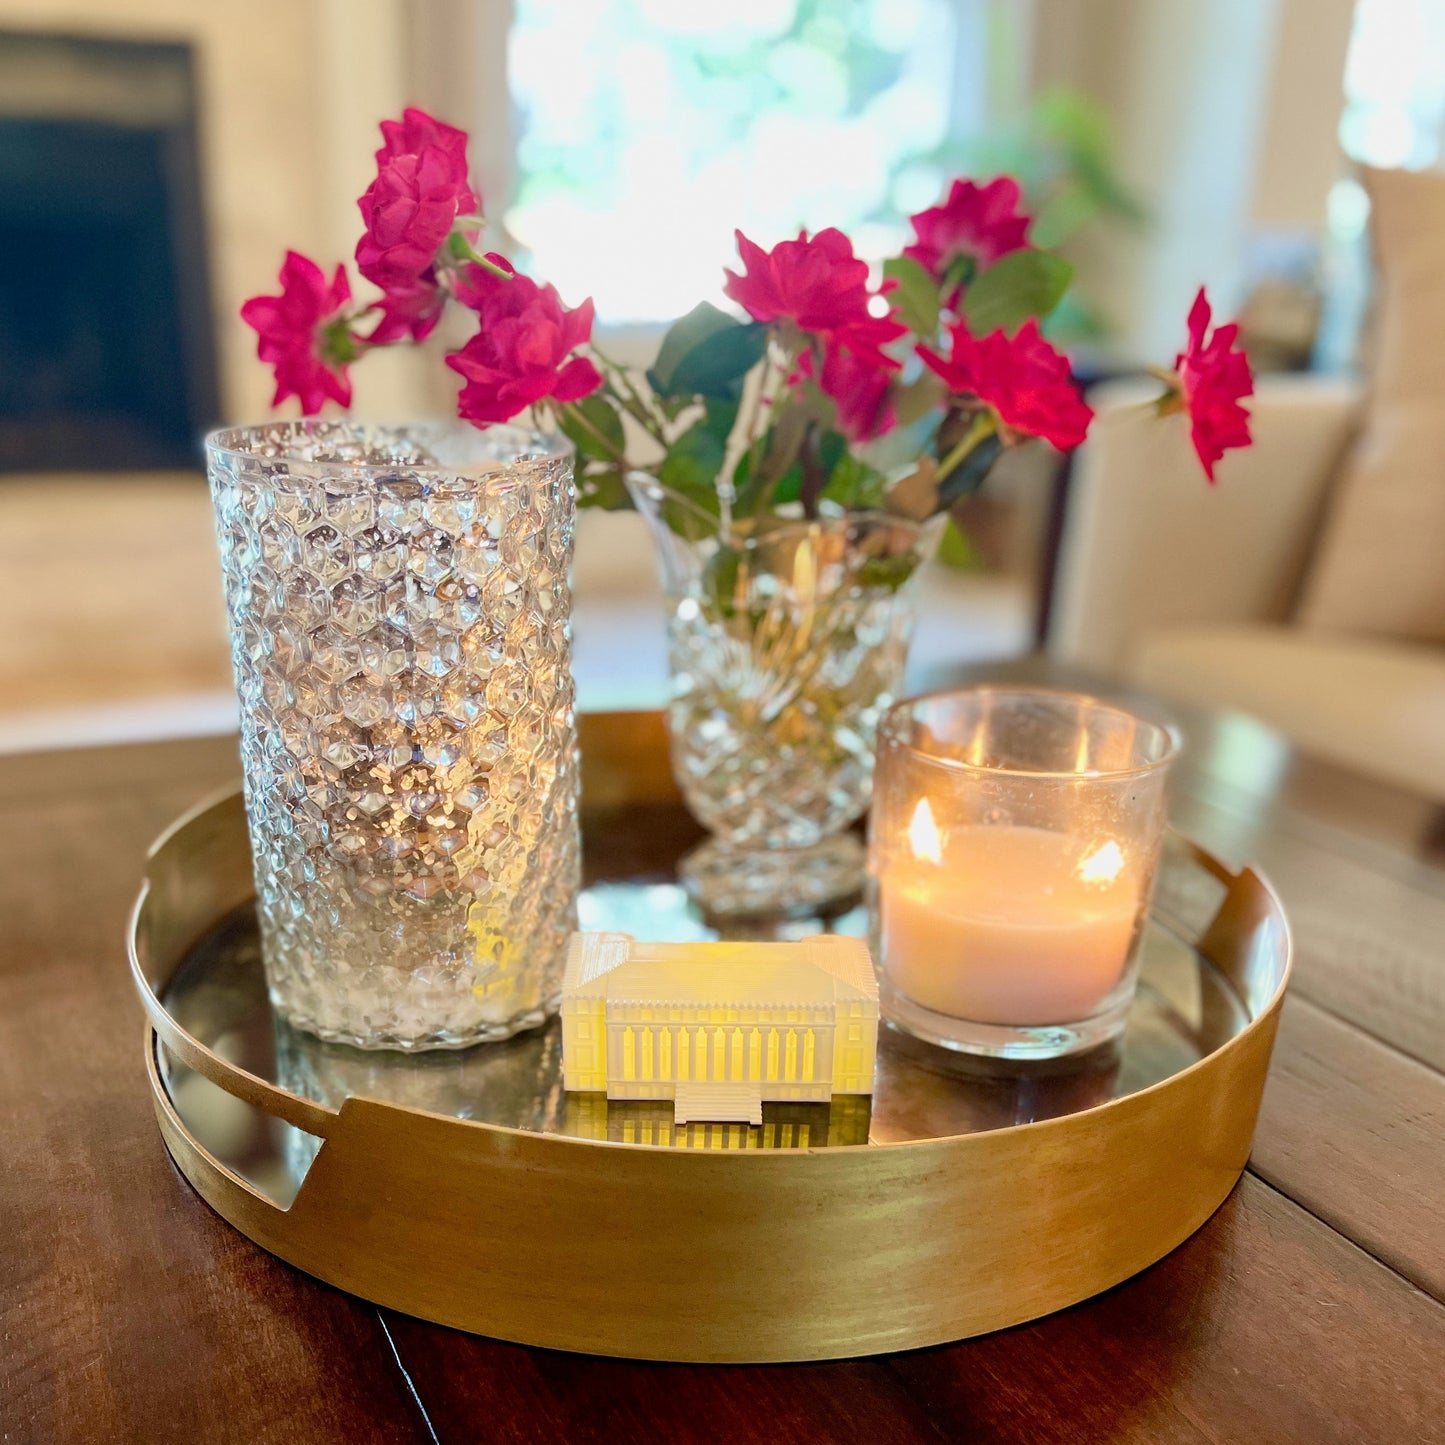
[207,421,579,1050]
[627,473,943,917]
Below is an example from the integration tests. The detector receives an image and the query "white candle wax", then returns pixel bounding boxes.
[879,822,1143,1026]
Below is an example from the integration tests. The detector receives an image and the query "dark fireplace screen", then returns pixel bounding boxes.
[0,32,219,472]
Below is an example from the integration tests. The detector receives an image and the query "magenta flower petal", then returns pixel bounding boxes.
[447,265,601,428]
[354,108,481,341]
[723,227,904,365]
[240,251,354,416]
[920,319,1092,451]
[905,177,1032,305]
[1174,287,1254,482]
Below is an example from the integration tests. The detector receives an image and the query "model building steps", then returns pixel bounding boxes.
[674,1082,764,1126]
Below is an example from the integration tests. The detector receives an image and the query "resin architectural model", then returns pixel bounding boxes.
[561,932,880,1124]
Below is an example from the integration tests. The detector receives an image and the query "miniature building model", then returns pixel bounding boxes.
[562,932,880,1125]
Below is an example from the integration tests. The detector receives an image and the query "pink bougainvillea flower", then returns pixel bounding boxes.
[365,240,519,345]
[905,177,1032,303]
[919,319,1092,451]
[1172,287,1254,482]
[724,228,906,367]
[446,264,601,426]
[364,272,445,344]
[372,106,473,177]
[796,345,897,443]
[240,251,355,414]
[356,107,479,290]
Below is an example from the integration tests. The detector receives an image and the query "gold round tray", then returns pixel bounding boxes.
[130,788,1289,1363]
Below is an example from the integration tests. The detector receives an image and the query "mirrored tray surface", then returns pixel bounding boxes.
[160,867,1248,1208]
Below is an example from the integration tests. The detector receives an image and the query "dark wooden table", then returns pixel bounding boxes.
[4,662,1445,1444]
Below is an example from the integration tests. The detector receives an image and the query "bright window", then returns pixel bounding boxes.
[506,0,975,324]
[1340,0,1445,168]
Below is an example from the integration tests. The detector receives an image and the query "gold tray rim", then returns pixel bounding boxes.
[131,783,1292,1361]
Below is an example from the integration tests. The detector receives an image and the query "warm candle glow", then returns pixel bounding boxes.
[870,687,1176,1054]
[878,826,1143,1026]
[908,798,943,864]
[1076,839,1125,885]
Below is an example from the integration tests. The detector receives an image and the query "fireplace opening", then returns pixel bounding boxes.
[0,31,219,472]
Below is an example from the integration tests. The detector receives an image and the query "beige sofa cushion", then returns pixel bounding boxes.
[1296,166,1445,643]
[1128,623,1445,801]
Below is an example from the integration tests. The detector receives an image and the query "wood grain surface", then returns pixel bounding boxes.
[0,737,432,1445]
[886,1176,1445,1445]
[3,667,1445,1443]
[1250,996,1445,1299]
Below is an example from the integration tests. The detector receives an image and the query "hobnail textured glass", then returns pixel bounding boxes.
[627,474,943,916]
[206,420,579,1050]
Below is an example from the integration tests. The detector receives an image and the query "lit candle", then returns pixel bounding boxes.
[877,799,1143,1026]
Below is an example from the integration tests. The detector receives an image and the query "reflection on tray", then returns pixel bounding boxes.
[155,847,1252,1207]
[560,1093,872,1149]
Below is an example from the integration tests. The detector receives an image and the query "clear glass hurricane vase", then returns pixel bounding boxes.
[207,420,580,1050]
[627,473,944,917]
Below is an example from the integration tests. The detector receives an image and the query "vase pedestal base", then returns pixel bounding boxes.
[679,834,865,921]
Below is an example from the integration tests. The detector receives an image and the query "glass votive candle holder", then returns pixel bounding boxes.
[867,687,1179,1060]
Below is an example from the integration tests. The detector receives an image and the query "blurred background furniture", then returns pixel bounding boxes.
[1051,375,1445,802]
[3,0,1444,790]
[1051,161,1445,802]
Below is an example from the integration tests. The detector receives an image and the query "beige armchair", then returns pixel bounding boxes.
[1048,375,1445,801]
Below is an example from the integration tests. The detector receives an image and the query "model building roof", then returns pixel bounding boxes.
[563,933,877,1009]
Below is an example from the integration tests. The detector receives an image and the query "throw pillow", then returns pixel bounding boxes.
[1296,166,1445,642]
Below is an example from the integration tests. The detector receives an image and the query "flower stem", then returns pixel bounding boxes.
[739,338,792,506]
[446,230,512,277]
[1148,365,1186,416]
[559,400,627,463]
[589,344,667,443]
[935,412,997,486]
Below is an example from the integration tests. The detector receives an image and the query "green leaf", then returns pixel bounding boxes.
[647,302,767,400]
[649,303,733,392]
[576,465,632,511]
[669,323,767,399]
[656,398,736,538]
[659,425,725,495]
[659,398,736,491]
[820,450,888,511]
[882,255,942,337]
[855,552,921,592]
[962,250,1073,336]
[1033,90,1148,225]
[557,394,625,463]
[768,466,803,506]
[1070,148,1150,226]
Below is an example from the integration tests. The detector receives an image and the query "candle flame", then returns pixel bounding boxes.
[908,798,943,864]
[1077,839,1125,884]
